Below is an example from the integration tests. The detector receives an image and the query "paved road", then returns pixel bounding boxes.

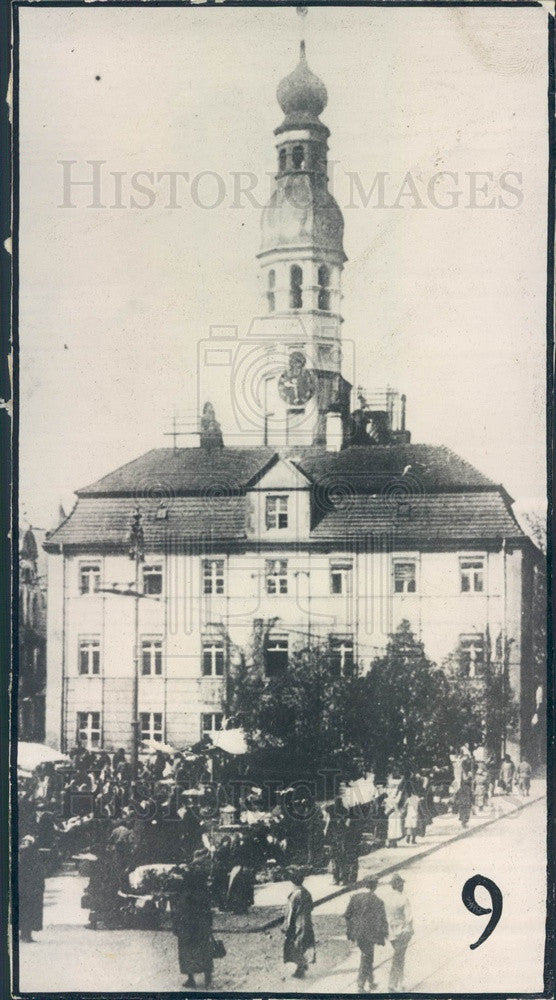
[306,796,547,994]
[17,797,546,993]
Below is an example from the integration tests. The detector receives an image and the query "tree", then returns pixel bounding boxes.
[443,630,518,760]
[227,623,366,784]
[361,620,466,776]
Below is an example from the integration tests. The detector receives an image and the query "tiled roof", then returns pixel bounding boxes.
[310,492,524,544]
[46,496,247,550]
[45,491,524,553]
[292,444,496,494]
[78,448,275,496]
[78,444,497,498]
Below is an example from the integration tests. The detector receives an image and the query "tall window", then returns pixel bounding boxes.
[202,712,223,734]
[290,265,303,309]
[267,269,276,313]
[77,711,101,749]
[318,265,330,311]
[460,558,484,593]
[459,634,485,677]
[330,636,354,675]
[203,559,225,595]
[264,636,288,676]
[393,561,417,594]
[80,562,100,595]
[202,641,225,677]
[292,144,305,169]
[279,147,287,172]
[143,564,163,596]
[140,712,163,743]
[266,559,288,595]
[141,638,162,676]
[265,495,289,530]
[79,638,100,675]
[330,562,353,595]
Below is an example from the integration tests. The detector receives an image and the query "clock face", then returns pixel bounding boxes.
[277,351,316,406]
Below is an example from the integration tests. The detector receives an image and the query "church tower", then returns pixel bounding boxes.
[255,42,351,449]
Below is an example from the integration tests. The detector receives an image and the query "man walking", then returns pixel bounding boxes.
[344,875,389,991]
[385,874,413,992]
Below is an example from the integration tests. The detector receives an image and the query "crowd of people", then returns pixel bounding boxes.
[18,739,533,968]
[450,746,533,829]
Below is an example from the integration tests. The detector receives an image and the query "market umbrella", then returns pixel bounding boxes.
[209,728,248,755]
[17,742,70,774]
[140,738,176,755]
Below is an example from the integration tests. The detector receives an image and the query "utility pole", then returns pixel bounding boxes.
[128,507,144,781]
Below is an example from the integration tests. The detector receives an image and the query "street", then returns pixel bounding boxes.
[17,797,546,994]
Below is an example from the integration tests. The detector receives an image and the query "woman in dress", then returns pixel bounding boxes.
[386,800,404,848]
[171,864,214,989]
[282,869,315,979]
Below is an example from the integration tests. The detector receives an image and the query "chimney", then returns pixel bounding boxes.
[200,401,224,450]
[325,412,342,452]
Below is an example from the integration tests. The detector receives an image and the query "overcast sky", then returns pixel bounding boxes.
[18,4,549,530]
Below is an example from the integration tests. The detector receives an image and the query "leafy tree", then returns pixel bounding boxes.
[443,631,518,760]
[226,621,366,783]
[360,620,466,776]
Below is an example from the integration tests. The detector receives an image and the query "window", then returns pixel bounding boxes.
[202,712,223,734]
[77,711,101,749]
[80,563,100,595]
[267,269,276,313]
[264,636,288,676]
[79,638,100,675]
[460,558,484,593]
[140,712,163,743]
[290,265,303,309]
[279,147,287,172]
[292,144,305,169]
[141,638,162,676]
[203,559,225,595]
[330,562,353,595]
[143,564,163,596]
[330,636,354,675]
[460,634,485,677]
[202,641,225,677]
[393,561,417,594]
[318,265,330,311]
[266,559,288,594]
[265,495,289,530]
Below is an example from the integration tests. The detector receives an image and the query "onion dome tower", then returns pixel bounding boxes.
[256,42,351,449]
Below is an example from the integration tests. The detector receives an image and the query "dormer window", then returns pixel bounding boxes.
[290,265,303,309]
[292,144,305,169]
[318,265,330,311]
[266,494,289,529]
[279,147,287,172]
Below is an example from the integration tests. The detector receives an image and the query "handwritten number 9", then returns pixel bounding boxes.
[462,875,503,949]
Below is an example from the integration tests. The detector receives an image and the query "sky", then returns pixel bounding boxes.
[17,4,550,530]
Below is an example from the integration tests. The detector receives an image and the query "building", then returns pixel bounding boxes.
[43,43,544,763]
[19,526,47,741]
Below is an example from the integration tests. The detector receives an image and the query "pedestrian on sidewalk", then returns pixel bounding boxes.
[385,874,413,992]
[282,869,315,979]
[454,781,472,828]
[18,835,45,943]
[473,763,489,812]
[344,875,389,992]
[170,864,214,990]
[324,797,348,884]
[499,755,515,794]
[403,794,422,845]
[386,800,403,848]
[517,759,532,796]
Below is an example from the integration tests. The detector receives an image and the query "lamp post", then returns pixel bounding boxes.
[128,507,145,781]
